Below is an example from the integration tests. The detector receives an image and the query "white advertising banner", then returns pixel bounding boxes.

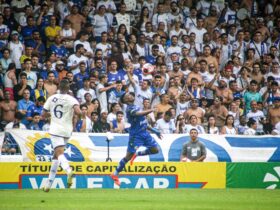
[4,129,280,162]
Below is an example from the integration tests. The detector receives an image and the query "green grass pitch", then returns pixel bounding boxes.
[1,189,280,210]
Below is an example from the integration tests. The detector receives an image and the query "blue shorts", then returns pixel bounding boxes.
[127,131,158,153]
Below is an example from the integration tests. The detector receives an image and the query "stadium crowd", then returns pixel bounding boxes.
[1,0,280,154]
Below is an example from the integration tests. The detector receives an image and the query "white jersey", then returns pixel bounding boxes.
[43,93,79,138]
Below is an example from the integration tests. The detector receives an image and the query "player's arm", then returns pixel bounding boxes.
[134,108,155,116]
[147,125,162,139]
[73,104,82,118]
[41,109,50,120]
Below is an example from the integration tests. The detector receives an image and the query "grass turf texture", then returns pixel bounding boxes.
[1,189,280,210]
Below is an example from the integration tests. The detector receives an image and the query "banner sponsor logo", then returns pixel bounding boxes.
[20,175,179,189]
[23,132,91,162]
[263,167,280,189]
[0,162,225,189]
[4,130,280,162]
[226,163,280,189]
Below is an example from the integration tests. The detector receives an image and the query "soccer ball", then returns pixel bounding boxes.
[142,63,155,75]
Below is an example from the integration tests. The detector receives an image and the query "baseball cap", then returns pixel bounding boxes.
[11,31,19,35]
[56,60,64,65]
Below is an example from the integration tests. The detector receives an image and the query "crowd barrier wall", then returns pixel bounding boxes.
[1,162,279,190]
[1,129,280,162]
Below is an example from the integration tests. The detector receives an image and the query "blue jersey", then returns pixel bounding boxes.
[107,71,124,84]
[126,104,148,136]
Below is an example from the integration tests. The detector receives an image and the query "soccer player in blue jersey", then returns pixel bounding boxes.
[110,92,162,186]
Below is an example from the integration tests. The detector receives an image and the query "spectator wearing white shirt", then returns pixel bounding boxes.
[248,31,268,61]
[92,5,112,42]
[155,110,176,134]
[184,115,205,134]
[96,32,112,58]
[97,0,116,13]
[169,19,187,40]
[185,7,198,32]
[96,74,116,113]
[67,44,89,75]
[76,78,96,104]
[244,118,257,135]
[168,2,184,26]
[56,0,73,26]
[166,35,182,59]
[246,100,265,134]
[189,17,207,44]
[114,3,131,33]
[152,3,169,32]
[73,31,93,58]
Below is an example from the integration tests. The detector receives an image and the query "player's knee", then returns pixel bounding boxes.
[150,147,159,154]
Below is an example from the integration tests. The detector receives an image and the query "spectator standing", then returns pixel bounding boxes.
[244,80,262,113]
[155,110,176,134]
[110,111,126,133]
[13,72,32,101]
[8,30,24,70]
[17,88,34,126]
[184,98,205,125]
[0,90,17,129]
[67,44,89,75]
[75,104,92,133]
[44,71,57,96]
[207,96,228,129]
[246,100,265,134]
[66,5,86,34]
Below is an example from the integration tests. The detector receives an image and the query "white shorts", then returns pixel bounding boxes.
[51,135,70,149]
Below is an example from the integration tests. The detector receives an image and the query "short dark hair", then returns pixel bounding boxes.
[247,118,256,127]
[116,111,124,116]
[59,79,70,92]
[37,96,46,103]
[76,44,84,51]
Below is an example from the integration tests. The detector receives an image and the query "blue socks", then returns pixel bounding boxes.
[114,158,128,175]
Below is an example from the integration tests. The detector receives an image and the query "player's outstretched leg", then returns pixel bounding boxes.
[43,159,59,192]
[111,157,130,186]
[130,147,159,166]
[58,154,73,188]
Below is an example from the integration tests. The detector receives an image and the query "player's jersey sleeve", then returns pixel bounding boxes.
[129,105,140,116]
[69,96,80,108]
[43,95,53,111]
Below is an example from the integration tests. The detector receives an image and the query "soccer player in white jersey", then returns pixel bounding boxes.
[42,79,82,192]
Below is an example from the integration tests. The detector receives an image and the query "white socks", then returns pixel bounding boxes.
[58,154,72,174]
[48,159,59,181]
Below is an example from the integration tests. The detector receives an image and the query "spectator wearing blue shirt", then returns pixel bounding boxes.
[91,57,106,75]
[229,80,243,99]
[37,3,51,43]
[21,16,38,42]
[28,112,42,131]
[26,96,45,128]
[49,35,69,62]
[39,59,58,80]
[107,60,125,85]
[145,45,160,65]
[74,62,89,89]
[17,89,34,126]
[25,30,46,63]
[108,81,125,105]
